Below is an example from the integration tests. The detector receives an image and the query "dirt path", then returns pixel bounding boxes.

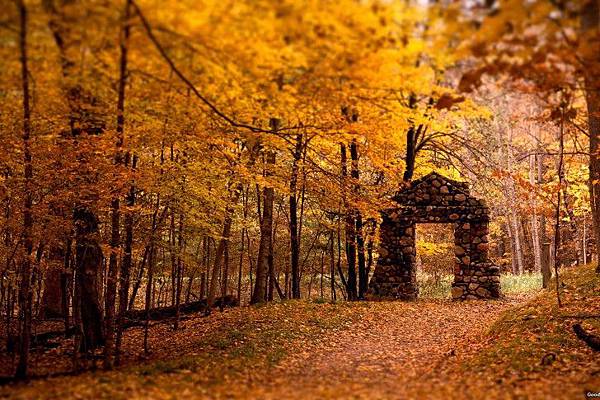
[242,299,520,399]
[0,298,528,400]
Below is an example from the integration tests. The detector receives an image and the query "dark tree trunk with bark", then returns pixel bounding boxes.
[404,126,416,182]
[104,199,120,367]
[105,0,132,367]
[403,95,420,182]
[289,133,303,299]
[581,0,600,272]
[44,0,107,355]
[116,153,135,364]
[73,208,105,352]
[252,154,276,303]
[252,118,279,304]
[350,140,367,299]
[15,0,34,379]
[61,238,72,333]
[41,266,63,319]
[208,208,235,305]
[222,239,230,298]
[143,243,155,355]
[209,147,259,305]
[341,144,357,300]
[174,212,184,329]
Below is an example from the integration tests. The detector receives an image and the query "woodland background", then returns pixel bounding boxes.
[0,0,599,391]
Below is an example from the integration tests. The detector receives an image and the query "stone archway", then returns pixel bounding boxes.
[367,172,501,300]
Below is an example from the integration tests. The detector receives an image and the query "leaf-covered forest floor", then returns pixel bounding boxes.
[1,265,598,400]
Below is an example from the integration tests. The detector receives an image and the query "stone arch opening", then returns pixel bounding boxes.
[367,172,501,300]
[415,223,454,296]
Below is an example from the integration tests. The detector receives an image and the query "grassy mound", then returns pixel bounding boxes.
[444,264,600,399]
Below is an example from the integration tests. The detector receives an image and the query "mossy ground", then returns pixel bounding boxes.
[429,264,600,399]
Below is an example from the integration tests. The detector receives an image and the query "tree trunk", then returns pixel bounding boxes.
[208,206,235,305]
[128,246,147,311]
[341,144,357,300]
[170,209,177,307]
[61,238,72,333]
[143,244,155,355]
[536,153,552,287]
[16,0,34,378]
[404,126,416,182]
[252,149,276,304]
[403,94,421,182]
[208,148,259,306]
[529,155,542,273]
[104,201,120,368]
[581,0,600,273]
[350,140,367,299]
[116,157,135,362]
[511,212,525,274]
[237,188,248,303]
[41,266,63,319]
[329,231,336,301]
[44,0,106,354]
[174,212,184,329]
[73,208,105,353]
[563,187,582,265]
[542,241,552,288]
[222,238,230,300]
[267,220,275,302]
[112,0,133,366]
[553,103,566,307]
[583,217,588,265]
[289,133,302,299]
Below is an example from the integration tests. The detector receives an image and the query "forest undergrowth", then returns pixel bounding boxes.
[3,268,594,399]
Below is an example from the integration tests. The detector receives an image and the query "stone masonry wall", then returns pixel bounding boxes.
[367,173,501,301]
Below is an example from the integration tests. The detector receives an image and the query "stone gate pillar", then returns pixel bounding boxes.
[451,220,501,300]
[367,212,418,300]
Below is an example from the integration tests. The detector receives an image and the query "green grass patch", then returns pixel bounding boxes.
[500,272,542,294]
[133,300,363,383]
[417,270,543,299]
[137,355,203,376]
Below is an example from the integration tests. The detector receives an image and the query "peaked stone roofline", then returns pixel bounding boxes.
[391,172,485,208]
[404,172,469,194]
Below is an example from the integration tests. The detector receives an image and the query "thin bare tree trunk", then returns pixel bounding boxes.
[289,133,303,299]
[580,0,600,273]
[221,231,230,300]
[553,101,566,307]
[61,238,72,333]
[341,144,357,300]
[174,212,184,329]
[252,152,276,303]
[16,0,34,378]
[143,244,154,356]
[45,0,106,356]
[583,216,588,265]
[209,148,259,306]
[251,119,279,304]
[329,231,336,301]
[208,201,236,305]
[105,0,132,368]
[350,140,367,299]
[529,155,542,273]
[237,228,244,302]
